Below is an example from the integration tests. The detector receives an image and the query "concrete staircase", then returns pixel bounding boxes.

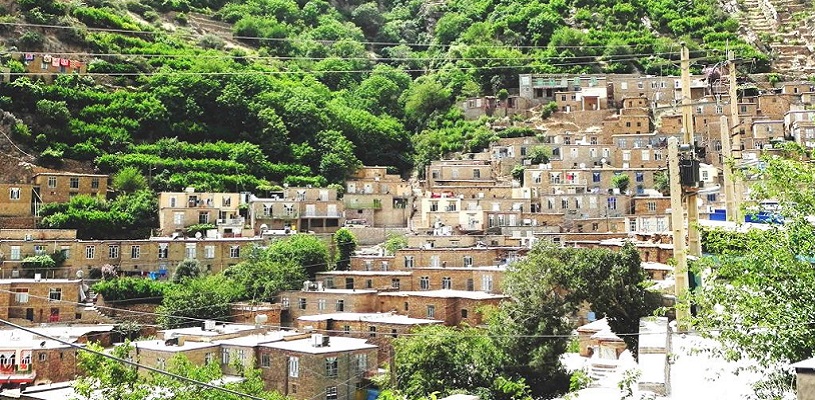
[730,0,815,75]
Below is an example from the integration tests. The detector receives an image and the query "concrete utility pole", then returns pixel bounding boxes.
[680,44,701,257]
[720,115,737,221]
[668,137,690,332]
[727,51,744,223]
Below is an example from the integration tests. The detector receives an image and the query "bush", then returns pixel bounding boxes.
[19,31,44,48]
[92,277,175,303]
[198,34,225,49]
[173,259,201,283]
[21,255,56,277]
[184,223,215,236]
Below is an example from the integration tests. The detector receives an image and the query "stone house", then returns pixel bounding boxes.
[376,290,506,326]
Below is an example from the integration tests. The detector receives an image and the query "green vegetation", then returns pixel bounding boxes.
[20,254,56,277]
[38,190,158,239]
[75,342,286,400]
[692,144,815,398]
[333,227,358,270]
[92,277,175,303]
[390,242,655,399]
[0,0,768,198]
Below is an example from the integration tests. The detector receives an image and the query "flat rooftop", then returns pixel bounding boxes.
[132,339,219,353]
[292,288,378,294]
[316,271,412,276]
[159,324,261,338]
[298,312,441,325]
[377,289,507,300]
[260,336,376,354]
[215,331,299,347]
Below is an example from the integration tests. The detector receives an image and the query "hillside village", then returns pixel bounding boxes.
[0,65,814,399]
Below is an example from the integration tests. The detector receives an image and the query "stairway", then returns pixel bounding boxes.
[729,0,815,74]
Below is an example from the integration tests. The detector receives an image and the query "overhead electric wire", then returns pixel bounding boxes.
[0,317,268,400]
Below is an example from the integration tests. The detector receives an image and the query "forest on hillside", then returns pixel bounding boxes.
[0,0,769,191]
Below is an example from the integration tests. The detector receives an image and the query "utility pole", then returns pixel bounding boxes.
[727,51,744,223]
[680,43,701,257]
[668,137,690,332]
[720,115,737,221]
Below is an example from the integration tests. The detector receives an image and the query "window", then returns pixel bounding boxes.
[49,288,61,301]
[91,178,100,189]
[38,353,47,362]
[336,299,344,311]
[636,172,644,182]
[391,278,400,289]
[318,299,326,311]
[442,277,452,289]
[221,348,230,365]
[14,289,29,303]
[608,197,617,210]
[369,326,377,337]
[355,353,368,374]
[205,352,214,364]
[593,172,601,183]
[473,169,481,179]
[33,245,45,255]
[170,197,177,208]
[707,194,717,202]
[463,256,473,267]
[281,297,290,308]
[158,243,168,259]
[654,151,663,161]
[430,256,440,268]
[299,298,307,310]
[420,276,430,290]
[426,305,436,318]
[289,356,299,377]
[481,275,494,292]
[641,150,650,161]
[229,246,240,258]
[9,245,20,261]
[647,201,657,212]
[69,178,79,189]
[85,245,96,259]
[204,245,215,259]
[325,357,338,377]
[173,212,184,225]
[381,261,389,271]
[48,176,57,188]
[108,245,119,259]
[629,219,637,232]
[222,197,231,207]
[131,245,140,259]
[9,187,21,200]
[157,358,166,370]
[186,243,197,259]
[291,384,298,394]
[343,325,351,334]
[326,386,338,400]
[260,353,271,368]
[461,309,468,319]
[198,212,209,224]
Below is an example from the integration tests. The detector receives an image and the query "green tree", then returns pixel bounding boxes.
[612,173,630,193]
[173,259,201,283]
[113,166,149,193]
[527,146,551,164]
[691,144,815,398]
[267,234,330,278]
[157,274,244,329]
[383,233,408,255]
[333,228,357,270]
[21,254,56,277]
[654,171,669,195]
[223,247,306,301]
[404,78,452,129]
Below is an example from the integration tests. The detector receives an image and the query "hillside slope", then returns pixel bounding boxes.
[0,0,773,191]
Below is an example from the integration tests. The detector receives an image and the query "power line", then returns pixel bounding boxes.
[0,318,268,400]
[0,20,738,52]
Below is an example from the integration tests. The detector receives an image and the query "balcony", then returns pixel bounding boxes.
[217,217,245,226]
[302,211,344,218]
[257,211,300,219]
[345,200,383,210]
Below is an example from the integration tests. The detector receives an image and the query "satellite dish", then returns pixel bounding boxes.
[195,232,202,239]
[254,314,268,324]
[76,270,84,278]
[579,163,586,169]
[601,158,607,165]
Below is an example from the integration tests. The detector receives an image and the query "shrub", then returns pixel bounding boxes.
[19,31,44,48]
[198,34,225,49]
[184,223,215,237]
[21,255,56,277]
[92,277,175,303]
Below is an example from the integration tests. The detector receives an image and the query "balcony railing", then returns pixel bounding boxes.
[302,211,344,218]
[345,201,383,210]
[257,211,300,219]
[217,217,245,225]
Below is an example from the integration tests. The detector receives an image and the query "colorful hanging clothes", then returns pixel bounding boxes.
[51,57,60,67]
[59,58,70,66]
[42,55,52,63]
[24,53,34,61]
[71,60,82,68]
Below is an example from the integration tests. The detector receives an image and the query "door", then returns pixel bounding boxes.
[25,308,34,321]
